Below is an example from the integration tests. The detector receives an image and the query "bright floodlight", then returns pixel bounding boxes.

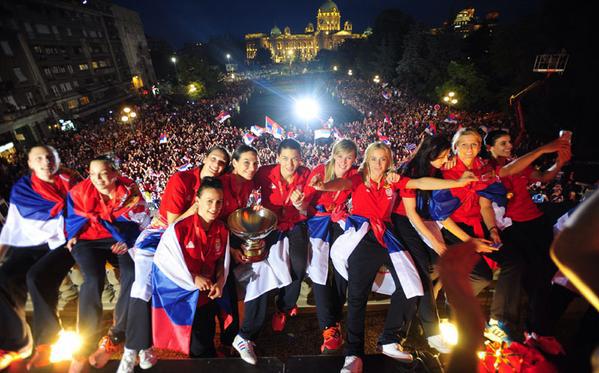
[171,56,177,63]
[295,97,320,120]
[50,330,82,363]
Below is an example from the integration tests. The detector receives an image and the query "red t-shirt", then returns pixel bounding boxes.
[254,164,310,231]
[175,214,228,281]
[349,173,410,223]
[392,182,417,217]
[441,156,494,229]
[500,166,543,222]
[303,164,358,217]
[219,173,255,219]
[158,168,202,223]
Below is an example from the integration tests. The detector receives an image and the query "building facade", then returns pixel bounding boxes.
[0,0,149,153]
[245,0,369,64]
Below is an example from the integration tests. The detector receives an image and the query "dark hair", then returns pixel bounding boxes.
[277,138,302,156]
[197,176,223,197]
[205,145,231,165]
[232,144,258,161]
[90,155,117,171]
[403,135,452,217]
[484,129,510,147]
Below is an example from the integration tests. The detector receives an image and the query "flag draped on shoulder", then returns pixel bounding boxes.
[66,177,150,247]
[265,116,285,139]
[0,172,74,249]
[151,224,231,355]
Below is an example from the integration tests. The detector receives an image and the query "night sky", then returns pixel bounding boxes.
[112,0,542,48]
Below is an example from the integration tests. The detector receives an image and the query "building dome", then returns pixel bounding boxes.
[270,25,282,36]
[319,0,338,12]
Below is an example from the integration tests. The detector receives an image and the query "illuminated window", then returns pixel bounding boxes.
[67,99,78,109]
[79,96,89,105]
[91,61,98,69]
[79,63,89,70]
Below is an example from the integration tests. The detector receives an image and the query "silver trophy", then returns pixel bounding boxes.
[227,207,278,263]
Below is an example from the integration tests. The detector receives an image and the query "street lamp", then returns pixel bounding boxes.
[333,65,338,71]
[226,53,231,61]
[348,69,353,76]
[121,107,137,123]
[373,75,380,84]
[442,92,459,114]
[171,56,179,84]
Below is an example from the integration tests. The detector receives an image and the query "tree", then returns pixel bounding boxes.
[177,54,219,96]
[435,61,491,110]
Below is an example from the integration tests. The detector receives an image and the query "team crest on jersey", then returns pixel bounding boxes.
[214,237,222,252]
[186,241,195,249]
[385,187,393,197]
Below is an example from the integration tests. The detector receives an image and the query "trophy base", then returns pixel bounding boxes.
[241,240,268,263]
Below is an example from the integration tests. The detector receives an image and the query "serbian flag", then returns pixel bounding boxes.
[377,131,390,145]
[383,113,392,125]
[250,125,265,137]
[314,128,331,140]
[159,132,168,144]
[215,111,231,123]
[151,224,230,355]
[265,116,285,139]
[177,162,193,172]
[426,122,437,135]
[242,133,257,146]
[0,172,75,249]
[66,178,150,247]
[382,90,391,100]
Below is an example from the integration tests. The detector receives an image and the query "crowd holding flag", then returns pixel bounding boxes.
[383,113,392,126]
[215,111,231,124]
[314,128,332,140]
[265,116,285,140]
[159,132,168,144]
[242,133,257,146]
[250,125,266,137]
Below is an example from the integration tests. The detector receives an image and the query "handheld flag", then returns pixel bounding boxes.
[250,125,266,137]
[314,128,332,140]
[215,111,231,123]
[159,132,168,144]
[265,116,285,139]
[242,133,257,146]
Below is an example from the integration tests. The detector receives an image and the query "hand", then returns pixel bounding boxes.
[385,171,401,184]
[194,275,213,291]
[541,137,570,154]
[309,174,325,191]
[457,171,478,186]
[66,237,78,251]
[471,238,498,253]
[290,189,304,207]
[111,241,128,255]
[489,229,502,245]
[231,248,249,264]
[442,157,457,170]
[430,239,447,256]
[557,147,572,165]
[208,282,223,299]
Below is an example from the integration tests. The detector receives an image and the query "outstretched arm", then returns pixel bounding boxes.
[405,171,477,190]
[499,137,570,177]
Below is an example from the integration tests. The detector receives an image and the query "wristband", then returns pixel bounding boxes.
[489,226,498,232]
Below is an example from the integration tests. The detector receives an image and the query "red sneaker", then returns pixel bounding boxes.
[321,325,343,353]
[272,306,298,332]
[88,336,123,368]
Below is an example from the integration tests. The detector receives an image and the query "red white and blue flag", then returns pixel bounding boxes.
[159,132,168,144]
[314,128,331,140]
[151,224,230,354]
[265,116,285,139]
[242,133,257,146]
[215,111,231,123]
[383,113,392,125]
[250,125,266,137]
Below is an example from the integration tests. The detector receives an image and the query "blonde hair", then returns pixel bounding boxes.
[359,142,394,184]
[451,127,482,154]
[324,139,358,182]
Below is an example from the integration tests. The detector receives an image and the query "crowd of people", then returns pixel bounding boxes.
[0,76,596,373]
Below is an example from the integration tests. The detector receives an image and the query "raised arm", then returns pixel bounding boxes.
[499,138,569,178]
[405,171,477,191]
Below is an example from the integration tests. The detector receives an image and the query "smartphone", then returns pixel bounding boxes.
[491,242,503,249]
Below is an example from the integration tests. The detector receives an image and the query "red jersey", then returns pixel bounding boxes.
[254,164,310,231]
[158,167,202,224]
[175,214,228,281]
[500,166,543,222]
[303,164,358,218]
[441,156,495,233]
[392,183,417,217]
[219,173,255,219]
[349,173,410,223]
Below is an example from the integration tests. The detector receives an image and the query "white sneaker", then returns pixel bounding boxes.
[138,348,157,369]
[116,348,137,373]
[380,343,413,362]
[427,334,452,354]
[233,334,257,365]
[340,355,363,373]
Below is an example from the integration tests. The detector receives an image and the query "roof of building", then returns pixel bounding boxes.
[319,0,339,12]
[270,25,282,35]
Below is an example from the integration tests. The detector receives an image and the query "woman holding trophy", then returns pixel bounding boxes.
[231,138,310,365]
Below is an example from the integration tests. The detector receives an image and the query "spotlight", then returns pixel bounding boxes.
[50,330,83,363]
[439,319,458,346]
[294,97,320,121]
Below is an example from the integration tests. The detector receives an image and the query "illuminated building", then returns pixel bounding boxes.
[245,0,369,63]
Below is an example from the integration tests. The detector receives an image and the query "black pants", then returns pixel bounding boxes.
[239,223,308,340]
[190,301,218,358]
[0,245,74,351]
[501,216,556,334]
[392,214,440,337]
[313,223,347,330]
[345,230,417,357]
[71,238,134,353]
[125,298,152,350]
[442,222,524,325]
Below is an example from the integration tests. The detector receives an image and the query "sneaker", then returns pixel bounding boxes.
[116,348,137,373]
[379,343,414,362]
[427,334,452,354]
[88,335,123,368]
[232,335,257,365]
[340,355,363,373]
[138,347,158,369]
[484,320,512,344]
[272,306,298,332]
[26,344,52,369]
[321,325,343,353]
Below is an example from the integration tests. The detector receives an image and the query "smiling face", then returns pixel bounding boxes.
[488,135,513,159]
[278,148,302,179]
[28,146,58,181]
[367,148,391,179]
[455,134,482,163]
[233,150,259,181]
[196,187,223,224]
[333,149,356,177]
[430,148,451,169]
[89,160,118,195]
[202,149,229,177]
